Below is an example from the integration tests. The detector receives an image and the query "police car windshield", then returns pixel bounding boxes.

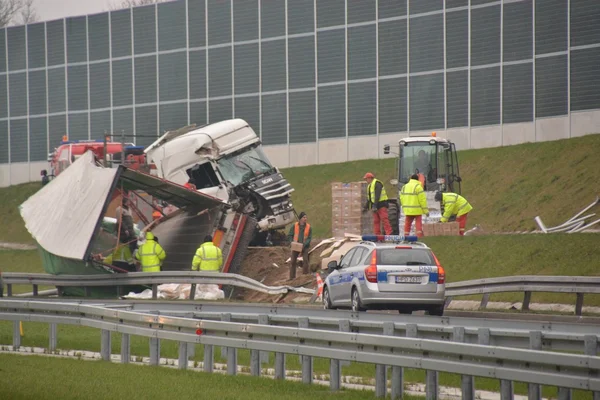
[377,249,435,265]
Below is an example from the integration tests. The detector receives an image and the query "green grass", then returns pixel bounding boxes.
[0,249,53,294]
[0,353,403,400]
[282,134,600,237]
[0,182,40,245]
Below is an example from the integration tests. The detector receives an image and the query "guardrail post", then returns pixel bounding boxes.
[258,314,270,365]
[0,272,3,297]
[101,330,111,361]
[250,314,268,377]
[298,317,313,384]
[454,327,474,400]
[377,322,394,399]
[7,284,12,297]
[178,341,188,370]
[479,293,490,309]
[528,331,542,400]
[84,287,91,297]
[329,319,349,391]
[422,322,438,400]
[522,291,532,311]
[121,333,130,364]
[49,323,57,352]
[32,284,38,296]
[151,284,158,300]
[221,313,230,359]
[444,296,452,308]
[584,335,600,400]
[189,284,196,300]
[13,321,21,349]
[149,337,160,366]
[339,320,350,367]
[558,387,572,400]
[203,343,214,373]
[274,352,285,380]
[385,322,403,400]
[575,293,584,316]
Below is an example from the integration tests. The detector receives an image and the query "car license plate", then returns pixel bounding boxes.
[395,276,422,284]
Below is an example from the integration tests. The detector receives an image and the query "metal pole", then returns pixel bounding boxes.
[49,323,57,352]
[528,331,542,400]
[178,341,188,370]
[454,327,475,400]
[121,333,130,364]
[101,329,111,361]
[298,317,313,384]
[149,337,160,366]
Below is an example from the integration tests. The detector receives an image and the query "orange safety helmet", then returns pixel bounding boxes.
[363,172,375,179]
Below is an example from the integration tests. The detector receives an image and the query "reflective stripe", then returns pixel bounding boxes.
[201,246,219,261]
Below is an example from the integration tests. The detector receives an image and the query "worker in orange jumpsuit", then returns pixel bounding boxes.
[363,172,393,235]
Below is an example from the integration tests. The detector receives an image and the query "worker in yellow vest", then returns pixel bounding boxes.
[104,243,136,272]
[135,231,166,272]
[362,172,393,235]
[287,212,312,280]
[399,174,429,237]
[191,235,223,271]
[435,191,473,236]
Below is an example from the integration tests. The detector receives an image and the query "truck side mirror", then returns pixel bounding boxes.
[383,145,390,155]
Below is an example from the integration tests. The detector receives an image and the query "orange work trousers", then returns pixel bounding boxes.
[404,215,423,237]
[373,207,393,235]
[456,213,468,236]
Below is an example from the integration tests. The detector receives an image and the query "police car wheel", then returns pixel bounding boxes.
[351,288,366,312]
[323,287,333,310]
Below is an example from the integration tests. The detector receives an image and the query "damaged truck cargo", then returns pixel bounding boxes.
[19,151,257,298]
[144,118,296,245]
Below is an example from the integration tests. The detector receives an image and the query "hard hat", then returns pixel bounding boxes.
[363,172,375,179]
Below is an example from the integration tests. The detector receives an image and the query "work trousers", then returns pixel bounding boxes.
[289,248,310,280]
[457,213,468,236]
[404,215,423,238]
[373,207,393,235]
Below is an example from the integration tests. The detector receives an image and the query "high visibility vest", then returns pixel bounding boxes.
[293,223,310,242]
[192,242,223,271]
[399,179,429,216]
[367,179,388,206]
[105,245,134,266]
[135,239,166,272]
[440,193,473,222]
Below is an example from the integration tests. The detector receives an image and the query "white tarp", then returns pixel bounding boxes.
[20,151,118,260]
[122,283,225,300]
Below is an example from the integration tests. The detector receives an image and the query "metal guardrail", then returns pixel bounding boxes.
[446,275,600,315]
[0,299,599,400]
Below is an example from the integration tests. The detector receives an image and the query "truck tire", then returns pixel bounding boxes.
[223,216,257,299]
[387,201,400,235]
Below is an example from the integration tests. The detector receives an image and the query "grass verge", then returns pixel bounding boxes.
[0,182,39,245]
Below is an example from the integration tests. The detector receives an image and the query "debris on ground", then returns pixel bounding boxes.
[535,196,600,234]
[123,283,224,300]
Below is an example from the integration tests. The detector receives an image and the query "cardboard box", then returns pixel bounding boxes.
[423,222,460,236]
[290,241,304,252]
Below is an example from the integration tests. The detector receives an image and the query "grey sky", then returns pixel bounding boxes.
[34,0,112,22]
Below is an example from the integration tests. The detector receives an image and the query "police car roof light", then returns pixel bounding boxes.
[361,235,418,243]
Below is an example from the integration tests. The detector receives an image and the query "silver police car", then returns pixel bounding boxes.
[322,235,445,315]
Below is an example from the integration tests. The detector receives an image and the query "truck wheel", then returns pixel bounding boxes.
[387,202,400,235]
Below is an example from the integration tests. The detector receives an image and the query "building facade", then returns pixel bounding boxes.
[0,0,599,187]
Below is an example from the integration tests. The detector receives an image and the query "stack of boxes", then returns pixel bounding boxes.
[331,182,373,237]
[422,221,460,236]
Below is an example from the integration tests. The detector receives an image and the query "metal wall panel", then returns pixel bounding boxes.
[0,121,7,163]
[112,59,133,107]
[68,113,89,140]
[289,90,316,143]
[134,55,157,104]
[133,5,157,55]
[189,50,206,99]
[570,0,600,47]
[158,0,186,51]
[446,70,468,128]
[48,68,66,113]
[379,77,407,133]
[90,110,111,138]
[7,26,26,71]
[0,76,6,118]
[66,17,87,64]
[317,0,345,28]
[348,25,376,80]
[110,9,132,58]
[0,29,5,72]
[189,101,207,126]
[28,70,47,116]
[409,0,443,15]
[378,0,407,18]
[471,0,496,5]
[317,29,345,83]
[208,46,232,97]
[90,62,110,109]
[379,20,407,76]
[159,102,188,132]
[471,5,500,66]
[348,81,376,137]
[347,0,376,24]
[188,0,206,48]
[88,13,109,62]
[288,0,314,35]
[48,114,67,148]
[113,107,134,138]
[288,36,315,89]
[503,63,533,124]
[29,116,47,162]
[410,13,443,73]
[260,0,285,38]
[9,119,27,162]
[535,55,567,118]
[446,0,468,8]
[471,66,500,126]
[9,73,26,117]
[261,93,286,145]
[207,0,231,45]
[67,65,88,111]
[233,0,258,41]
[234,96,260,134]
[159,51,187,101]
[503,1,532,62]
[27,23,46,69]
[409,73,444,131]
[135,105,158,146]
[209,98,232,123]
[570,47,600,112]
[535,0,567,55]
[234,44,259,94]
[261,39,286,92]
[318,84,345,139]
[46,21,65,66]
[446,10,468,69]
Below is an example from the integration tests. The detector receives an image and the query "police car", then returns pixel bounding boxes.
[322,235,445,316]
